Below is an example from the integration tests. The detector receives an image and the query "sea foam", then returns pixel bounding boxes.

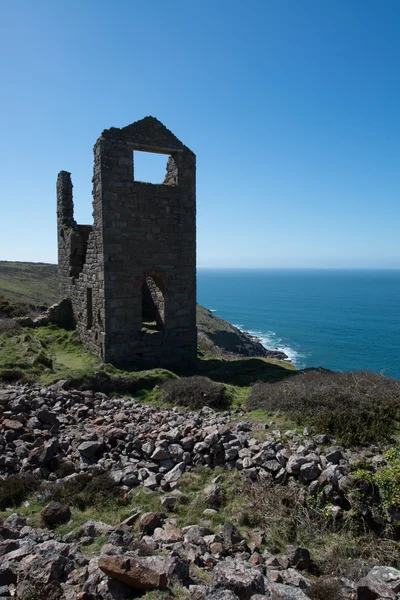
[235,324,306,368]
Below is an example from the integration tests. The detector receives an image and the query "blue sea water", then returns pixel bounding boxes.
[197,269,400,380]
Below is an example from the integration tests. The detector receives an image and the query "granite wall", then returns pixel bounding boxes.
[57,117,197,366]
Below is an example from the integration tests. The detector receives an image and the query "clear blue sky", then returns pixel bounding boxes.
[1,0,399,267]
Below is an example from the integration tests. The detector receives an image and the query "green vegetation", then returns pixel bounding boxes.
[247,370,400,446]
[0,324,102,383]
[0,312,294,405]
[353,448,400,516]
[2,464,399,582]
[237,478,400,579]
[0,261,58,305]
[0,467,244,541]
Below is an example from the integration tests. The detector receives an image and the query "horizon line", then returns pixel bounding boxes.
[1,259,400,271]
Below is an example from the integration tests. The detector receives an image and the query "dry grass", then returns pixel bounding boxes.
[236,478,400,578]
[307,578,345,600]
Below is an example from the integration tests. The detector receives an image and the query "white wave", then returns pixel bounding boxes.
[246,328,307,368]
[209,309,217,312]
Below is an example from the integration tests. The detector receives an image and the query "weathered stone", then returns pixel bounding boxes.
[220,522,244,547]
[164,461,185,484]
[286,455,308,475]
[203,484,225,508]
[77,440,103,459]
[98,554,188,590]
[139,512,162,535]
[152,524,183,543]
[286,546,311,571]
[366,566,400,592]
[36,409,59,425]
[3,419,24,432]
[151,447,170,461]
[212,559,265,600]
[28,438,59,466]
[357,570,398,599]
[4,513,27,528]
[325,447,344,465]
[160,496,177,510]
[41,502,71,526]
[267,582,310,599]
[299,462,320,481]
[203,590,238,600]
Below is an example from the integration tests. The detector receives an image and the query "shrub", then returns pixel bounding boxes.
[53,459,76,479]
[353,448,400,527]
[161,376,228,409]
[247,371,400,446]
[0,296,32,318]
[0,473,39,510]
[0,369,25,382]
[50,472,127,510]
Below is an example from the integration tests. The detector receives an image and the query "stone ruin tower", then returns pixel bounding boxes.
[57,117,197,366]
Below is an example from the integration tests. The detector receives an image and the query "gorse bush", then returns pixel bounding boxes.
[51,472,127,510]
[247,371,400,446]
[0,473,39,510]
[161,376,228,409]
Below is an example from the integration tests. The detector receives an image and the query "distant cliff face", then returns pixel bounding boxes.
[196,305,288,360]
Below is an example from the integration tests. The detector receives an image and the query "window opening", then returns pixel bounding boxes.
[133,151,177,185]
[142,277,165,332]
[87,288,93,329]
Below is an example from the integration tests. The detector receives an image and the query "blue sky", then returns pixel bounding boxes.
[0,0,399,267]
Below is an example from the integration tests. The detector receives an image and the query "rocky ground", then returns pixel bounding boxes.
[0,383,399,599]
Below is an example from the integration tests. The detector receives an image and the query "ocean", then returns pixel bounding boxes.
[197,269,400,380]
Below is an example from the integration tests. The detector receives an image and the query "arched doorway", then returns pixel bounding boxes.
[141,275,165,332]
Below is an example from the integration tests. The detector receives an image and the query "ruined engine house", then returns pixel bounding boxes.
[57,117,197,366]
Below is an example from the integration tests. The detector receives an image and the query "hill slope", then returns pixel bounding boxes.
[0,261,58,305]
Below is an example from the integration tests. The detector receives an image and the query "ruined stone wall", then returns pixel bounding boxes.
[56,171,106,359]
[97,118,197,365]
[57,117,197,367]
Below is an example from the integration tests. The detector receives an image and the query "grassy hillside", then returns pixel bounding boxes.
[0,261,58,305]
